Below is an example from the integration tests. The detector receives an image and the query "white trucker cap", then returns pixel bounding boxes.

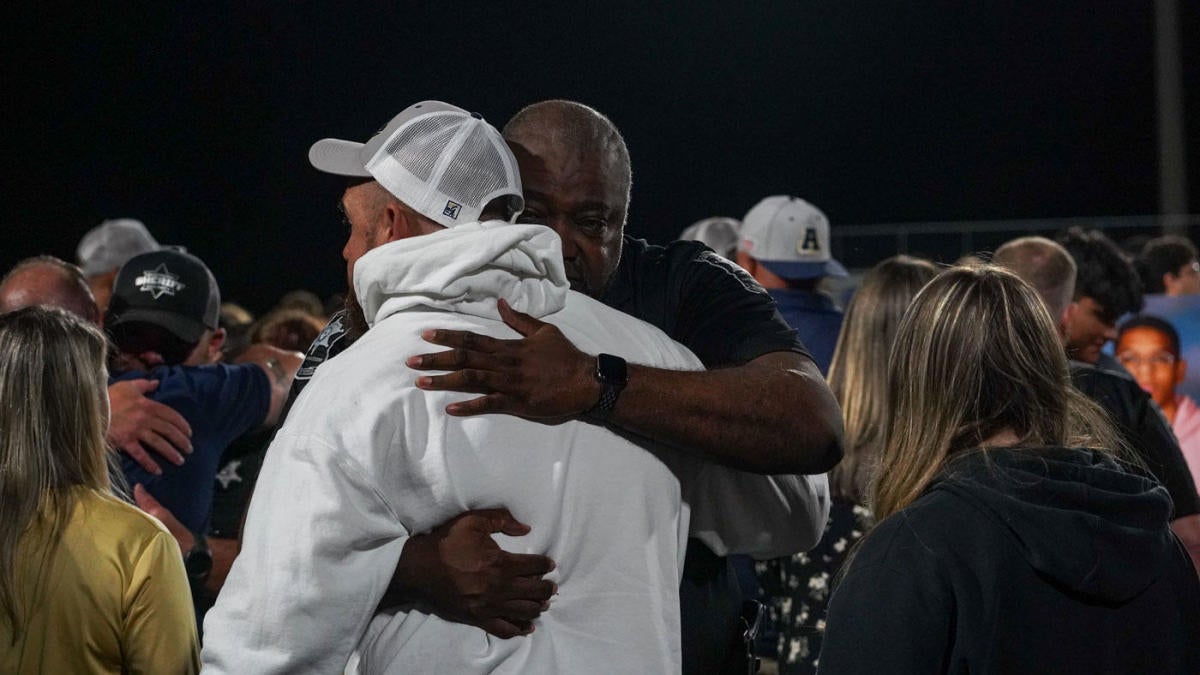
[308,101,524,228]
[739,195,846,279]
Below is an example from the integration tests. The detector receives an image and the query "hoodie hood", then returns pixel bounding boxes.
[354,221,569,327]
[929,447,1176,604]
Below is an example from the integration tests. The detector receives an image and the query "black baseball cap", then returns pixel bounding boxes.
[104,248,220,344]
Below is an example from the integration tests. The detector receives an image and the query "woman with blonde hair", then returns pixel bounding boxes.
[757,255,937,673]
[0,306,198,673]
[819,265,1200,673]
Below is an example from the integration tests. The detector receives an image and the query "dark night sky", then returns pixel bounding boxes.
[4,2,1198,313]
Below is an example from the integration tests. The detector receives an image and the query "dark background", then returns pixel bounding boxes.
[4,2,1198,314]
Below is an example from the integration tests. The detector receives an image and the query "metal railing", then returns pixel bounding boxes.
[830,214,1199,270]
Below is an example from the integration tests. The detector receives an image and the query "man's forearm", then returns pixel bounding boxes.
[609,352,843,475]
[409,309,843,474]
[235,344,303,426]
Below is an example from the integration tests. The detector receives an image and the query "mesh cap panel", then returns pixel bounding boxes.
[345,102,523,228]
[384,114,462,182]
[437,125,510,208]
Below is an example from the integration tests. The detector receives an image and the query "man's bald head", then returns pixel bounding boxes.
[503,100,632,218]
[992,236,1077,325]
[0,256,101,325]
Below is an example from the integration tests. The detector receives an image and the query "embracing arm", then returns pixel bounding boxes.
[233,343,303,426]
[411,300,843,475]
[387,509,557,638]
[107,379,193,475]
[611,351,842,474]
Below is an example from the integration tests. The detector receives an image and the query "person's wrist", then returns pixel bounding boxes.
[184,530,212,581]
[586,354,628,422]
[391,534,429,603]
[580,355,602,413]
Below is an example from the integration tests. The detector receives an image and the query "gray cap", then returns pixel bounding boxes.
[76,218,160,277]
[680,217,741,260]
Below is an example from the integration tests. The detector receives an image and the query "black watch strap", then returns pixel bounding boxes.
[184,531,213,581]
[589,353,628,421]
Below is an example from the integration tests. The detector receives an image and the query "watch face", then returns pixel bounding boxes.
[185,550,213,578]
[596,353,628,386]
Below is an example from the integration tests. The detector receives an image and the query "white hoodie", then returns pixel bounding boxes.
[202,222,829,674]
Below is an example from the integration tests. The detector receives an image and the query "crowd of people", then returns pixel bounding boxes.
[1,98,1199,674]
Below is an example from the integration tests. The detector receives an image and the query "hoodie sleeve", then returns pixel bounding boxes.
[201,430,409,674]
[818,513,955,674]
[683,466,831,559]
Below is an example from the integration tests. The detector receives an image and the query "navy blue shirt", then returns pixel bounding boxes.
[766,289,843,375]
[115,363,270,534]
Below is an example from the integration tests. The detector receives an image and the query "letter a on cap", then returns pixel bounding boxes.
[799,227,821,252]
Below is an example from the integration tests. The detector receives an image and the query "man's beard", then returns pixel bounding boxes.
[343,286,371,342]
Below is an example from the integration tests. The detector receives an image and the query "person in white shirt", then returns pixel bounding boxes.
[201,101,826,674]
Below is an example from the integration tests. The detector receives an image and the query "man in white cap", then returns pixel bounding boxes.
[736,195,847,374]
[202,102,826,674]
[75,217,160,315]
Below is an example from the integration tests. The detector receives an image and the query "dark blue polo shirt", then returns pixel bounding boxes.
[114,363,270,534]
[766,289,844,376]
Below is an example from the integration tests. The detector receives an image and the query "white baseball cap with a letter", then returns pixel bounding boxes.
[739,195,847,279]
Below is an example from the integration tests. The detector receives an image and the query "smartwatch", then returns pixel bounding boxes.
[184,531,213,581]
[589,353,628,421]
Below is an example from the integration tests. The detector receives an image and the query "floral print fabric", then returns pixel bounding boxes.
[755,497,873,673]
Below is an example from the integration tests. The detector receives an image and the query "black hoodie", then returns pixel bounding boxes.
[819,447,1200,674]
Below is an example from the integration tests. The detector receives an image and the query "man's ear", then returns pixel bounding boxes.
[1058,302,1077,341]
[1176,357,1188,385]
[1163,271,1181,296]
[378,200,414,243]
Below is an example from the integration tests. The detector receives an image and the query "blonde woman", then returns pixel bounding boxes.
[0,307,198,674]
[819,266,1200,673]
[757,255,937,673]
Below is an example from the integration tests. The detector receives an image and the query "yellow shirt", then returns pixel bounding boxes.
[1,488,200,674]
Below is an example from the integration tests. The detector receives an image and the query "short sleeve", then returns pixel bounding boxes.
[122,527,201,674]
[605,238,810,368]
[670,248,808,367]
